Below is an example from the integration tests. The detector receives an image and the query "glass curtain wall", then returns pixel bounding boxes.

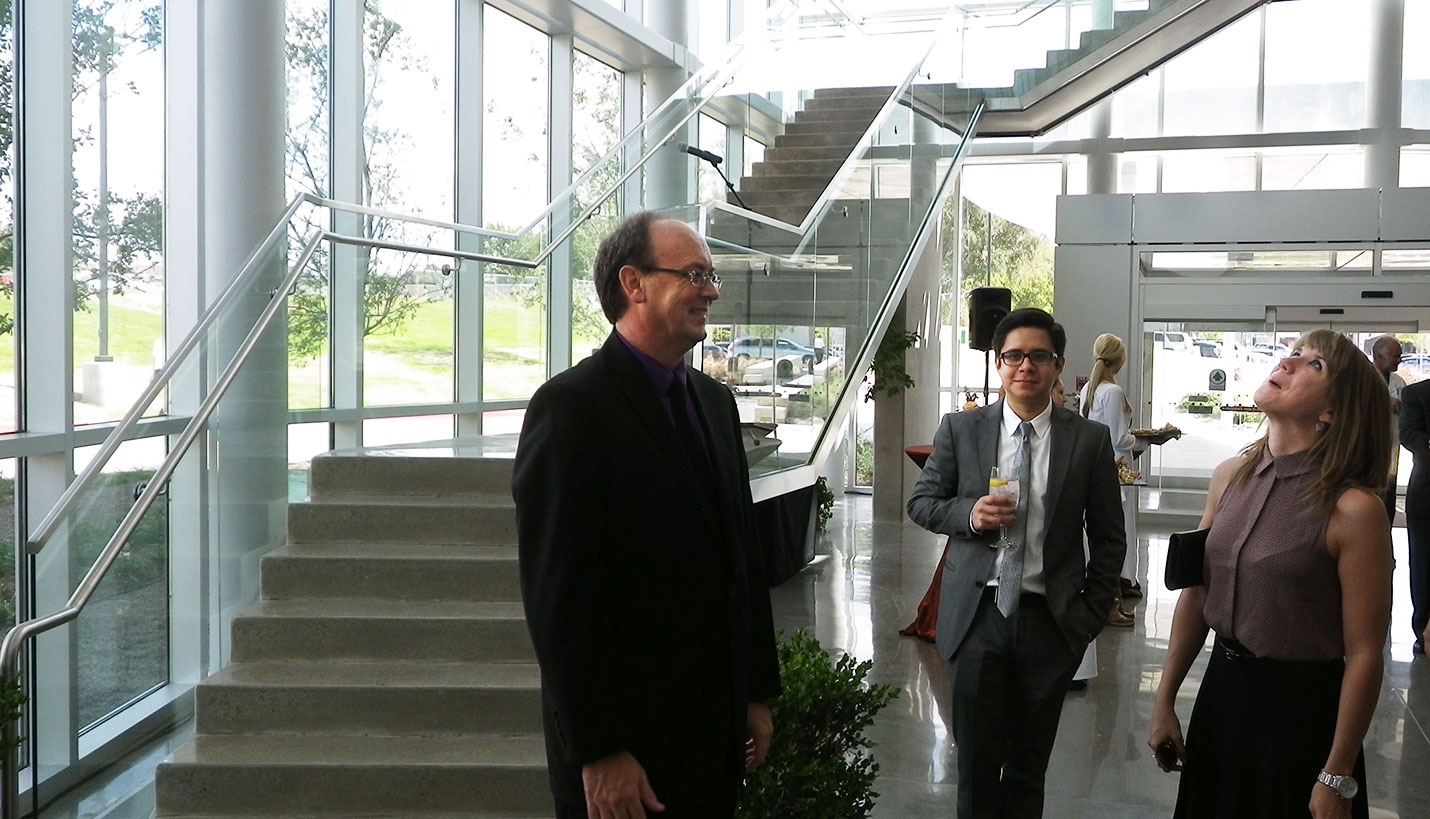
[481,7,548,400]
[70,0,164,427]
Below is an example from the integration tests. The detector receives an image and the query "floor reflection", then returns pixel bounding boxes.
[770,494,1430,819]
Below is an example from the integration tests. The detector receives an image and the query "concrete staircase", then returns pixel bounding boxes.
[731,86,893,226]
[154,446,552,818]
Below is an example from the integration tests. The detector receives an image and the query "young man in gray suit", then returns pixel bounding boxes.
[907,308,1126,818]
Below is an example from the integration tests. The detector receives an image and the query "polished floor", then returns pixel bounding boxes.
[769,493,1430,819]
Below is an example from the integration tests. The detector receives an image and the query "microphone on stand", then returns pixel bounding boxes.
[676,142,724,166]
[675,142,748,210]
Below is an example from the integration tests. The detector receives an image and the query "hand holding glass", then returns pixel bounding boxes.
[988,466,1019,548]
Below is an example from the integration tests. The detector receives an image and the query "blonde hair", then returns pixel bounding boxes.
[1231,328,1392,516]
[1081,333,1132,418]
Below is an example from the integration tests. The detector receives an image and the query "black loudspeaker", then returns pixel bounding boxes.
[968,287,1011,352]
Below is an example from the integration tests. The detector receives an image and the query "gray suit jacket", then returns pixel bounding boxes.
[907,401,1126,659]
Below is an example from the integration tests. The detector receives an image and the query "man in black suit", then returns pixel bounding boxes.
[1398,379,1430,656]
[512,212,780,818]
[907,308,1125,818]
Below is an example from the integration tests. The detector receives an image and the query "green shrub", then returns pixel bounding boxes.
[814,477,835,531]
[738,629,899,819]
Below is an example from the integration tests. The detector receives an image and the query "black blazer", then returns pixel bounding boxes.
[1400,380,1430,495]
[512,331,781,807]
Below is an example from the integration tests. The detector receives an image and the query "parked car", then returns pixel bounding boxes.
[1152,330,1193,353]
[740,354,811,386]
[1194,340,1221,358]
[727,336,822,367]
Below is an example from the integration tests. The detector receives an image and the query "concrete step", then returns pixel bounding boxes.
[799,94,889,112]
[229,598,534,663]
[155,733,551,817]
[762,145,852,163]
[750,157,845,177]
[739,173,842,194]
[195,659,541,736]
[259,542,520,602]
[310,450,515,499]
[287,496,516,545]
[770,131,869,149]
[779,121,870,139]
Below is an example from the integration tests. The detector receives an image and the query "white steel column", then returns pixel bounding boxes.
[19,0,79,787]
[1366,0,1405,190]
[455,0,485,437]
[644,0,692,210]
[330,0,365,448]
[162,0,210,690]
[201,1,287,656]
[547,34,575,375]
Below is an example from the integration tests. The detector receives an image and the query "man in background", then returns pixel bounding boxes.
[1373,335,1405,523]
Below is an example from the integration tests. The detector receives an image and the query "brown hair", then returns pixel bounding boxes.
[593,211,660,323]
[1081,333,1131,419]
[1231,329,1391,516]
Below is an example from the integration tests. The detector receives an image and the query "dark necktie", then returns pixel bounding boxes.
[996,421,1034,617]
[668,376,716,494]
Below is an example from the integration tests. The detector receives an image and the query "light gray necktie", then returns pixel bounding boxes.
[996,421,1034,617]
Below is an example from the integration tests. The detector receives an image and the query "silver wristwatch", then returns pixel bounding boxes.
[1316,770,1359,800]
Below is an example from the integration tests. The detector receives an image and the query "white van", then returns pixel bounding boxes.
[1152,330,1193,353]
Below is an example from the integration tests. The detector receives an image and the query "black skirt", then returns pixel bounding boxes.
[1174,636,1369,819]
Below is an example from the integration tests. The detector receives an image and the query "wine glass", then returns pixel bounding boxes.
[988,466,1020,548]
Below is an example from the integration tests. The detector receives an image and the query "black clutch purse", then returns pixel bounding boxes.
[1164,528,1209,590]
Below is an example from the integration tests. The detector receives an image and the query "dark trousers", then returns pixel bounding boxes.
[1407,491,1430,640]
[948,590,1081,819]
[1383,483,1398,525]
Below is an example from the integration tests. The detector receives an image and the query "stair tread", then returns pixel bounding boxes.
[301,493,513,507]
[168,733,547,767]
[206,659,539,688]
[244,599,526,619]
[266,542,517,560]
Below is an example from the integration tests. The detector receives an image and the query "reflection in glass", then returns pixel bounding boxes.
[1263,0,1367,133]
[71,0,165,427]
[571,51,622,366]
[73,439,169,729]
[482,9,549,401]
[287,422,330,502]
[1162,13,1258,136]
[0,11,14,433]
[285,0,331,410]
[1261,149,1363,191]
[0,460,14,632]
[1406,0,1430,130]
[1140,249,1374,278]
[364,415,454,448]
[361,250,455,406]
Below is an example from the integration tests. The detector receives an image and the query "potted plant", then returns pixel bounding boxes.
[739,629,899,819]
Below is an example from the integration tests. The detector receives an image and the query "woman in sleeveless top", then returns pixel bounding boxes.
[1147,329,1392,819]
[1079,333,1140,626]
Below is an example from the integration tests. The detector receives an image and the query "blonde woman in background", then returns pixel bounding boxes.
[1080,334,1140,627]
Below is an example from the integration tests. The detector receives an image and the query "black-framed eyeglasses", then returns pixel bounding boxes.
[643,266,722,290]
[998,349,1058,367]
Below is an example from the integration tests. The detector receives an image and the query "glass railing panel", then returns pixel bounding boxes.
[71,439,168,731]
[700,31,980,479]
[287,421,330,502]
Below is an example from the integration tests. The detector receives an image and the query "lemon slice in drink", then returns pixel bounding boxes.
[989,478,1008,487]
